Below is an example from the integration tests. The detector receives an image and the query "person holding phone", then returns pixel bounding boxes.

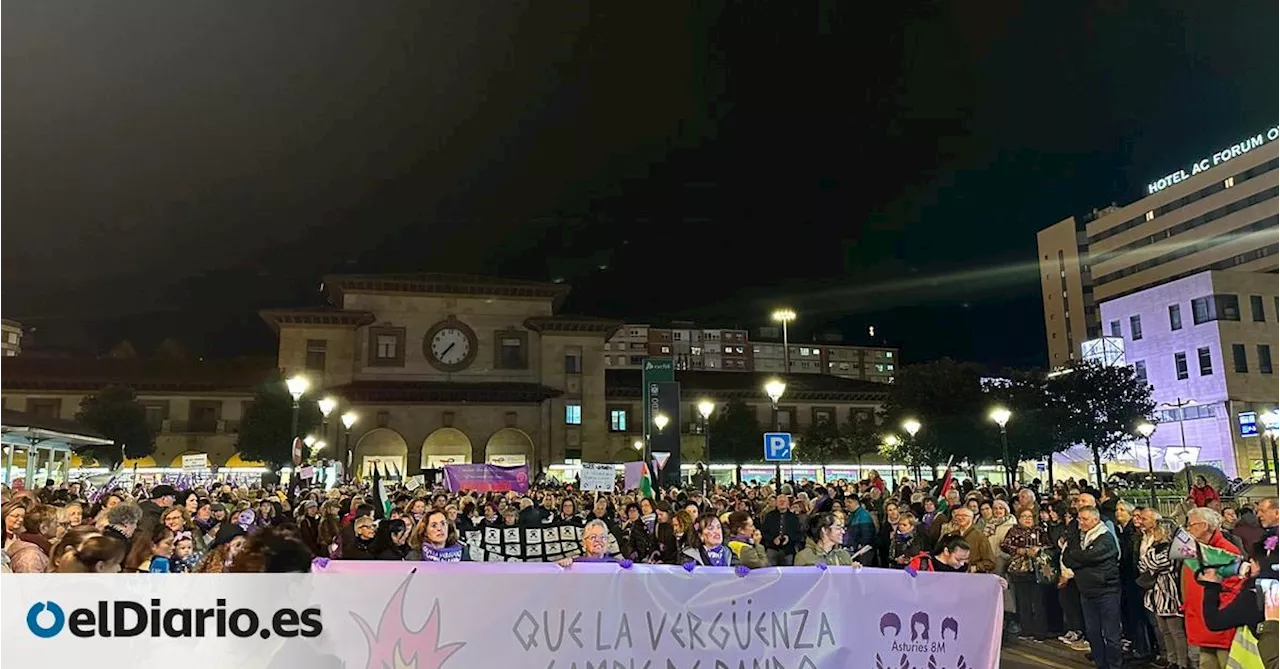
[1199,536,1278,669]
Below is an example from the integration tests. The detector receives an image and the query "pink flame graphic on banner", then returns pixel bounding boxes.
[350,575,466,669]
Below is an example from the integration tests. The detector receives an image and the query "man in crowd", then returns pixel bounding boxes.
[946,506,995,574]
[1062,506,1122,669]
[761,493,802,566]
[1182,507,1241,669]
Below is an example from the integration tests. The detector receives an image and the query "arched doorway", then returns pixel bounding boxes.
[484,428,534,467]
[421,428,472,469]
[612,447,643,463]
[354,427,409,479]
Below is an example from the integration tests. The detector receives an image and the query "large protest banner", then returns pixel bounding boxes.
[3,566,1003,668]
[442,463,529,493]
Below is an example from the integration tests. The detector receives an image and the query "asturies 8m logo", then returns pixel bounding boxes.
[26,599,322,639]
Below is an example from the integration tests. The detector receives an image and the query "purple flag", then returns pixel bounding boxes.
[443,464,530,493]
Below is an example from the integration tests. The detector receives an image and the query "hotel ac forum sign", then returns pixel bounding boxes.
[1147,124,1279,195]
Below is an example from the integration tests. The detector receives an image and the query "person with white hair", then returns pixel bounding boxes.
[1062,506,1122,669]
[1181,506,1242,669]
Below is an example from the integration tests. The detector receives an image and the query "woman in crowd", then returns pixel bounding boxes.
[228,526,314,573]
[683,513,737,567]
[877,501,901,566]
[795,512,857,566]
[51,526,109,572]
[53,532,126,574]
[1136,509,1188,669]
[342,516,378,560]
[369,518,411,560]
[57,502,84,536]
[889,513,927,568]
[194,522,247,573]
[1002,507,1052,641]
[2,501,25,548]
[724,511,769,568]
[126,527,175,573]
[161,505,207,554]
[9,504,60,573]
[410,510,470,562]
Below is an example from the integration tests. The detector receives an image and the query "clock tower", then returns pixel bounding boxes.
[262,274,620,479]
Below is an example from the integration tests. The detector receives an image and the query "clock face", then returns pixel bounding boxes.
[424,319,477,372]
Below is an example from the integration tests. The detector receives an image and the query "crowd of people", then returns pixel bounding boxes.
[1,469,1275,669]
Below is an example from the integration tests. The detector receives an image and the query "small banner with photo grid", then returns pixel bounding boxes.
[462,523,622,562]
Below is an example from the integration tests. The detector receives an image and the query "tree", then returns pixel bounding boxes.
[1048,360,1155,489]
[75,385,155,468]
[880,359,989,472]
[982,370,1072,487]
[839,411,881,467]
[798,418,844,466]
[708,399,763,465]
[236,372,322,469]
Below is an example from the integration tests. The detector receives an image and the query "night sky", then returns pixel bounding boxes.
[4,1,1277,368]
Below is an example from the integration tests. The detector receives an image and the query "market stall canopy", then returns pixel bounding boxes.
[0,409,114,451]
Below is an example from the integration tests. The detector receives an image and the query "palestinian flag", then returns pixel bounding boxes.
[638,466,654,500]
[372,462,391,520]
[1170,525,1243,578]
[935,456,956,515]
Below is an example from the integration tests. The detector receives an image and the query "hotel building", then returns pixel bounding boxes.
[1098,270,1277,478]
[1040,125,1279,368]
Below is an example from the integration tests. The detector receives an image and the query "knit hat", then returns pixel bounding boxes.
[209,522,247,551]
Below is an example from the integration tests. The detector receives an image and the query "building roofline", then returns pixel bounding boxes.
[322,273,571,307]
[259,307,377,333]
[523,316,622,338]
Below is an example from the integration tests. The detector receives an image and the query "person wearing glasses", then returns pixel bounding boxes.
[410,510,471,562]
[1181,507,1242,669]
[557,520,618,566]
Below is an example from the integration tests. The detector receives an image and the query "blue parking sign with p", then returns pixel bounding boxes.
[763,432,792,462]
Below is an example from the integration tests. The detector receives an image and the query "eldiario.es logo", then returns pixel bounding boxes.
[27,599,322,639]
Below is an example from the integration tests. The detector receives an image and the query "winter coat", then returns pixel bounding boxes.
[1062,523,1120,597]
[6,536,50,573]
[794,538,856,566]
[726,535,769,569]
[1181,530,1242,650]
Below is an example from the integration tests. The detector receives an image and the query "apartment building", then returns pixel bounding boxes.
[1099,270,1278,478]
[604,323,897,383]
[1039,125,1279,368]
[0,356,271,470]
[1,319,22,357]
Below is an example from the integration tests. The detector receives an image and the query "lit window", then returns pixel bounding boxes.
[1145,210,1155,221]
[886,352,893,358]
[691,346,702,355]
[1225,177,1235,188]
[800,347,811,356]
[565,404,582,425]
[660,345,671,354]
[609,409,628,431]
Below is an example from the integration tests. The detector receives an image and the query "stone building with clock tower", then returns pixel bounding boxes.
[260,274,620,478]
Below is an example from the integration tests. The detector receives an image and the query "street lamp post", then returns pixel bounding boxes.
[285,375,310,465]
[882,434,900,483]
[765,379,787,493]
[989,407,1012,489]
[902,418,921,483]
[317,397,336,464]
[698,400,715,494]
[1261,410,1278,485]
[1160,398,1196,487]
[1136,421,1157,506]
[649,413,669,488]
[772,309,796,374]
[698,399,715,463]
[340,411,358,483]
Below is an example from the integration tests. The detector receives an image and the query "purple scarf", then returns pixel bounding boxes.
[421,543,465,562]
[703,544,731,567]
